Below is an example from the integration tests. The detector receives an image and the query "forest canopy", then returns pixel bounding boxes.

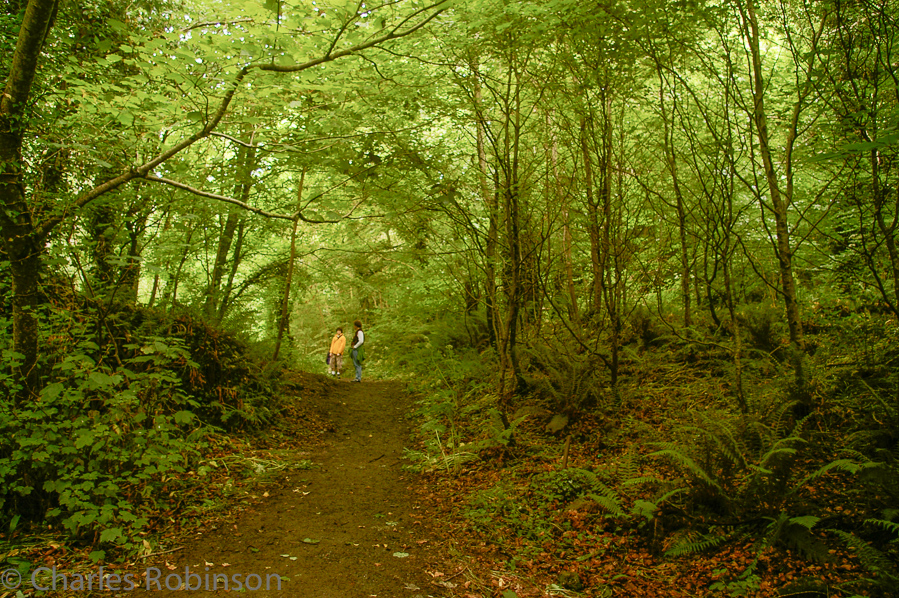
[1,0,898,595]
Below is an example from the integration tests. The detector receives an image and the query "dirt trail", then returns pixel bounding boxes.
[145,379,454,598]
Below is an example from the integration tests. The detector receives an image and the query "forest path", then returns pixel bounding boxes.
[144,379,453,598]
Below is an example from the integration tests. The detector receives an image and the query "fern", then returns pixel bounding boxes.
[664,530,731,557]
[865,518,899,537]
[655,486,689,506]
[681,422,747,470]
[586,480,625,517]
[616,453,640,486]
[789,515,820,530]
[771,399,802,438]
[757,436,804,471]
[621,475,664,487]
[829,529,898,582]
[649,448,723,491]
[790,458,860,494]
[630,499,657,520]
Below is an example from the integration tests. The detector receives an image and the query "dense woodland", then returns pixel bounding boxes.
[2,0,898,595]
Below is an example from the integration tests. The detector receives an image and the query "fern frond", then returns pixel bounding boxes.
[621,476,663,487]
[631,499,657,520]
[789,515,820,530]
[829,529,898,580]
[655,486,689,506]
[681,422,746,470]
[789,412,814,437]
[587,483,625,517]
[772,399,801,438]
[664,530,731,557]
[757,436,804,470]
[616,454,640,486]
[865,518,899,537]
[649,448,723,491]
[790,459,859,493]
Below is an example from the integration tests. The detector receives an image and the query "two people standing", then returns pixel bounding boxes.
[328,320,365,382]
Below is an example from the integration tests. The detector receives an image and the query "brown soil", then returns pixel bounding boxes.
[141,378,456,598]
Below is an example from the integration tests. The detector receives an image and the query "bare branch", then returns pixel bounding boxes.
[325,0,366,58]
[144,175,296,221]
[211,132,261,149]
[258,0,452,73]
[183,18,255,32]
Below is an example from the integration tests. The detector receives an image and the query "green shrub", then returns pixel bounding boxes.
[0,335,204,560]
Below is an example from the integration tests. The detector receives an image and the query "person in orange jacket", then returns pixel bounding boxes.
[328,327,346,378]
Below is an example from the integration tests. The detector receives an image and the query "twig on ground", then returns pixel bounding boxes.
[139,546,184,559]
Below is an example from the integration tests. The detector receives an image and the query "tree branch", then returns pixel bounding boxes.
[257,0,452,73]
[36,0,452,237]
[211,132,261,148]
[143,175,296,221]
[183,18,255,32]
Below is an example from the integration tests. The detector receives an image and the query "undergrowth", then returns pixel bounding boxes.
[0,301,294,565]
[408,306,899,597]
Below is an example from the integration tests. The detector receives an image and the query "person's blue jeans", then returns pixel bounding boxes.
[351,349,362,381]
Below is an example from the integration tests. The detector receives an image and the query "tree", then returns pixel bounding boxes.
[0,0,453,398]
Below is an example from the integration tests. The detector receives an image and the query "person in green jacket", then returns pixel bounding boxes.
[350,320,365,382]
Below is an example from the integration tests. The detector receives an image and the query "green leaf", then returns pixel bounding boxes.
[41,383,64,400]
[100,528,124,543]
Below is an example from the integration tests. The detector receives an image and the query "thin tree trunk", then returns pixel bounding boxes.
[580,116,603,315]
[164,225,196,309]
[656,66,692,327]
[743,0,806,390]
[148,210,173,308]
[218,219,245,321]
[549,112,579,324]
[206,134,256,318]
[473,61,501,352]
[272,167,306,362]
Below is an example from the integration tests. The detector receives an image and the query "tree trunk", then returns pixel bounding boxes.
[656,65,692,327]
[272,167,306,362]
[549,114,579,324]
[206,135,256,319]
[743,0,806,391]
[205,208,240,317]
[0,0,60,399]
[580,116,604,315]
[473,62,501,352]
[120,198,149,304]
[218,219,245,321]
